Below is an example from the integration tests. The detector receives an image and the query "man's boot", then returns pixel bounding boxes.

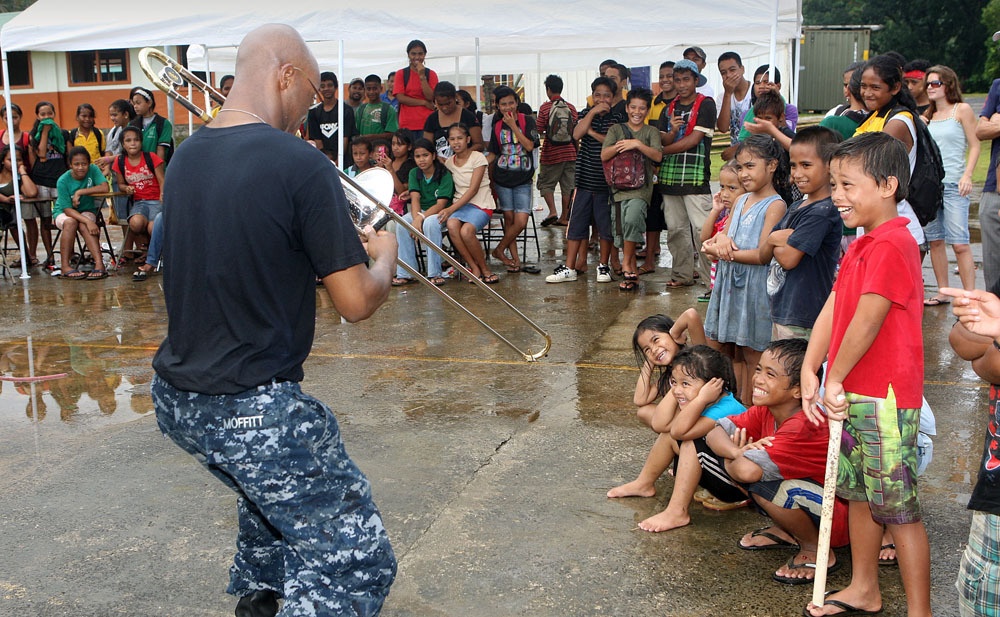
[235,590,280,617]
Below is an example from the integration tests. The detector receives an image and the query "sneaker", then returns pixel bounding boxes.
[546,264,578,283]
[596,264,612,283]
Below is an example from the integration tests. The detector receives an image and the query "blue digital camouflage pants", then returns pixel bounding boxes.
[152,376,396,616]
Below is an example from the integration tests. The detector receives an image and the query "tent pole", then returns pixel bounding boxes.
[338,40,344,169]
[2,50,29,280]
[475,37,481,108]
[768,0,778,89]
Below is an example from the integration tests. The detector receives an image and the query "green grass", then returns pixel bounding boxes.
[974,141,991,185]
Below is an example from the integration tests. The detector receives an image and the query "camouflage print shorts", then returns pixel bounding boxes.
[837,385,921,525]
[152,376,396,616]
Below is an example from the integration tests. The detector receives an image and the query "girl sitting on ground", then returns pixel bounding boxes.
[608,309,707,499]
[622,344,746,532]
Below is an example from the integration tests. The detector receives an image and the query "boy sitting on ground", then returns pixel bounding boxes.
[704,338,849,584]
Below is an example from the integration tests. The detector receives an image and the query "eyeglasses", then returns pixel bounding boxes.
[292,66,323,102]
[926,80,944,88]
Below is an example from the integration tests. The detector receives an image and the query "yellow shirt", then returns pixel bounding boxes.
[73,129,105,161]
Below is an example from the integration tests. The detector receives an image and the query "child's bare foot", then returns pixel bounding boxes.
[607,479,656,498]
[637,509,689,532]
[772,550,838,584]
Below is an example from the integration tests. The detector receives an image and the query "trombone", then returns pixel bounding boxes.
[138,48,551,361]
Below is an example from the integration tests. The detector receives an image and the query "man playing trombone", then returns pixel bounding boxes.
[150,24,398,617]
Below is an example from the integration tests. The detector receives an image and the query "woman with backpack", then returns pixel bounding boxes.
[128,87,173,164]
[393,40,439,142]
[922,65,980,305]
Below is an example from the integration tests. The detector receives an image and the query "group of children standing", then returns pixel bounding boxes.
[606,117,933,617]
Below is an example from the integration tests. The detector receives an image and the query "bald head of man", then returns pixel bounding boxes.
[216,24,320,133]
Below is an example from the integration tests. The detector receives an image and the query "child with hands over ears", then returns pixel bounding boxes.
[609,310,708,499]
[703,135,787,403]
[612,343,745,533]
[801,133,929,617]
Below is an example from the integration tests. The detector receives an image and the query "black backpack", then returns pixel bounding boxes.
[128,114,174,167]
[886,106,944,226]
[68,127,104,155]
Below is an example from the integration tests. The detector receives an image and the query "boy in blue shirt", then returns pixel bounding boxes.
[760,127,843,339]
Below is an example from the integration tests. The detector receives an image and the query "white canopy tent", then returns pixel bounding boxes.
[0,0,801,279]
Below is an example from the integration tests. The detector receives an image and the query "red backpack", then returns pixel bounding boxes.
[602,124,646,190]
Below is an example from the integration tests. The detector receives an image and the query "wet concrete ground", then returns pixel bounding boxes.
[0,218,988,616]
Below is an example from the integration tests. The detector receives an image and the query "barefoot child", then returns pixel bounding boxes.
[802,132,929,617]
[759,126,843,340]
[704,339,849,585]
[699,159,743,302]
[608,309,707,499]
[627,345,745,532]
[703,135,787,402]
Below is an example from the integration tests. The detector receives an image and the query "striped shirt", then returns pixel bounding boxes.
[575,105,625,192]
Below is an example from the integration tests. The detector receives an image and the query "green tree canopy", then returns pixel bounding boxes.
[805,0,990,89]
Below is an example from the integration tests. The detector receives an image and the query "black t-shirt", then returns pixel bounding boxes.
[969,383,1000,515]
[152,123,368,395]
[766,197,842,328]
[307,102,356,166]
[423,108,478,159]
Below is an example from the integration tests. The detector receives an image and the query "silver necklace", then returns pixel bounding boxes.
[216,108,268,125]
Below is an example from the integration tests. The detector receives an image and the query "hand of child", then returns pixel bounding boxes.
[592,102,611,116]
[799,369,824,426]
[744,435,774,451]
[615,139,638,153]
[713,233,738,261]
[669,113,685,132]
[696,377,725,405]
[711,191,725,212]
[768,228,794,247]
[72,191,81,207]
[743,118,773,135]
[503,111,518,128]
[83,218,100,237]
[822,381,848,421]
[730,427,751,449]
[941,287,1000,340]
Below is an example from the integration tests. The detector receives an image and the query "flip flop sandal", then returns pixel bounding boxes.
[738,527,800,551]
[521,265,541,274]
[637,265,655,275]
[62,269,87,280]
[86,269,109,280]
[878,543,897,566]
[391,277,416,286]
[540,215,558,226]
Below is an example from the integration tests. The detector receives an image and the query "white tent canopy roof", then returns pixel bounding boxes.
[2,0,801,69]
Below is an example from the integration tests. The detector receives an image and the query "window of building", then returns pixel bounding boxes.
[3,51,31,88]
[67,49,128,85]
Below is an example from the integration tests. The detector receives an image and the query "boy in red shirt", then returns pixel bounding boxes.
[801,132,929,617]
[705,339,849,585]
